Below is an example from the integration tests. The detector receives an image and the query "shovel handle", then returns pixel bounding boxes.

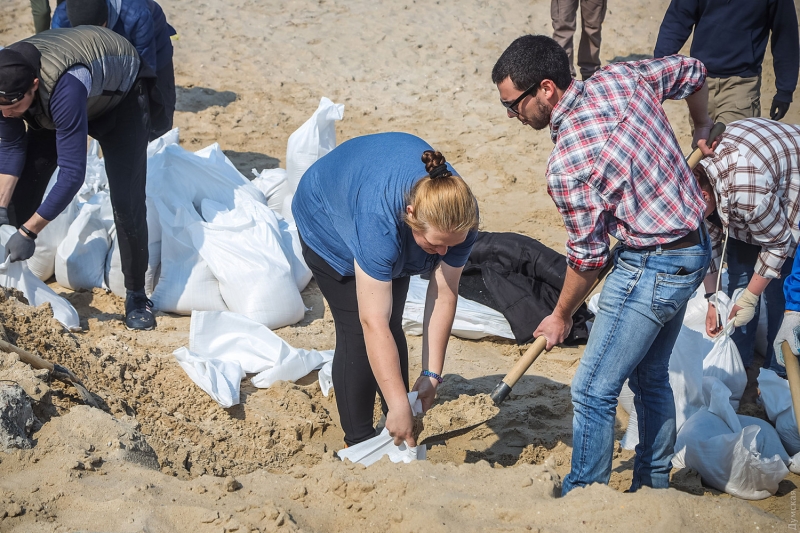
[685,122,726,169]
[0,339,54,372]
[781,342,800,441]
[490,259,612,405]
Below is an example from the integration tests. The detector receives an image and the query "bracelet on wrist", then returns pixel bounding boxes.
[704,292,714,300]
[19,225,37,240]
[421,369,443,384]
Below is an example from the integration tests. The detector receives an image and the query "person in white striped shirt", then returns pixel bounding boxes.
[694,117,800,394]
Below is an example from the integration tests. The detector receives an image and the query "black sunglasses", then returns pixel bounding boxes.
[501,82,539,116]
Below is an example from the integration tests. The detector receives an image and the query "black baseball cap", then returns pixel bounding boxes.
[0,44,39,105]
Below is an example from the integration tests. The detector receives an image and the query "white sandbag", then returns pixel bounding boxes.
[172,310,333,407]
[703,294,747,410]
[150,205,226,314]
[669,289,709,432]
[276,215,312,291]
[104,230,126,298]
[619,289,746,449]
[27,169,79,281]
[402,276,514,340]
[187,199,305,328]
[252,168,291,213]
[674,377,789,499]
[618,380,639,450]
[77,140,108,201]
[54,191,112,291]
[147,127,179,158]
[148,143,267,313]
[173,347,244,408]
[281,192,295,223]
[318,359,333,397]
[143,128,180,295]
[758,368,800,455]
[285,97,344,192]
[337,392,426,467]
[737,414,792,466]
[0,227,81,331]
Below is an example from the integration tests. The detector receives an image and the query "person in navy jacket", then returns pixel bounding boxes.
[654,0,799,123]
[53,0,176,137]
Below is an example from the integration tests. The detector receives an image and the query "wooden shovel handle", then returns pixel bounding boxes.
[781,341,800,441]
[685,122,726,169]
[0,339,54,372]
[500,259,611,388]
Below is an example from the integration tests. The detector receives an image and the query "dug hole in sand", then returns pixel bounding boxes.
[0,287,784,532]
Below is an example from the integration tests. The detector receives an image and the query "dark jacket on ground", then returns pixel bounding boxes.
[457,232,593,346]
[653,0,799,102]
[52,0,175,73]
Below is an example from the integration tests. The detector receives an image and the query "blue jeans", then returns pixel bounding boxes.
[562,229,710,496]
[726,238,793,375]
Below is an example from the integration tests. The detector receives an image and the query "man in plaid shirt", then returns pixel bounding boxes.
[492,35,717,495]
[695,118,800,385]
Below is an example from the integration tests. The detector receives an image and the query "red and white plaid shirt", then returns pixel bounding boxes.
[700,118,800,279]
[547,55,707,271]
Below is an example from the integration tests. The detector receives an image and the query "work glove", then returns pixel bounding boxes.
[4,230,35,263]
[770,97,790,121]
[732,288,759,327]
[773,311,800,367]
[0,207,9,226]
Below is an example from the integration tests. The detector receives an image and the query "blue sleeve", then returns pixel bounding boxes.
[351,212,400,282]
[125,6,158,72]
[37,75,88,221]
[0,117,28,178]
[785,252,800,312]
[769,0,800,102]
[442,229,477,269]
[50,2,71,28]
[653,0,698,58]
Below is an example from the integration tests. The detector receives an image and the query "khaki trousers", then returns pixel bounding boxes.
[707,75,761,125]
[551,0,607,79]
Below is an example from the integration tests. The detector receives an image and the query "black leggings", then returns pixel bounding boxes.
[301,239,410,446]
[11,79,151,291]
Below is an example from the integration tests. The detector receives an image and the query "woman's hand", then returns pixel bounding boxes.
[412,375,439,413]
[706,300,722,337]
[385,402,416,447]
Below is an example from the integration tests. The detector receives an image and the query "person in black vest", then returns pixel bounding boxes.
[0,26,155,331]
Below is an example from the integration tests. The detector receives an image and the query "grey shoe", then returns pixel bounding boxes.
[125,290,156,331]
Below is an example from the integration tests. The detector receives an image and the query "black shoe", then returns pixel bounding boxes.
[125,290,156,331]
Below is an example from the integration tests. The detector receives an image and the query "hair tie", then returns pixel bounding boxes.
[429,163,449,179]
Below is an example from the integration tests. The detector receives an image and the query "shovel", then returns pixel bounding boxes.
[780,341,800,441]
[418,122,727,446]
[0,338,100,408]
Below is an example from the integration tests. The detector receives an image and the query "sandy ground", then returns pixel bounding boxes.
[1,0,800,531]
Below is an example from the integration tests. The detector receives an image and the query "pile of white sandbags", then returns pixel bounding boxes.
[672,376,794,500]
[612,287,794,499]
[20,97,344,330]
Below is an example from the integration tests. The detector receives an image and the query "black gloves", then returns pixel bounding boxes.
[770,97,790,121]
[0,207,8,226]
[5,231,35,263]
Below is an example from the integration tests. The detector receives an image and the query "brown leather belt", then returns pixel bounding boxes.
[635,229,701,252]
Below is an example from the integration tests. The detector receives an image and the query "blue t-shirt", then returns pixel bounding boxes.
[292,132,477,282]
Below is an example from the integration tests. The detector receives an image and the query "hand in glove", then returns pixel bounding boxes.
[729,288,759,327]
[0,207,9,226]
[773,311,800,367]
[4,230,35,263]
[770,98,790,121]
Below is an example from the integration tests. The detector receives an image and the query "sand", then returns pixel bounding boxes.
[1,0,799,530]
